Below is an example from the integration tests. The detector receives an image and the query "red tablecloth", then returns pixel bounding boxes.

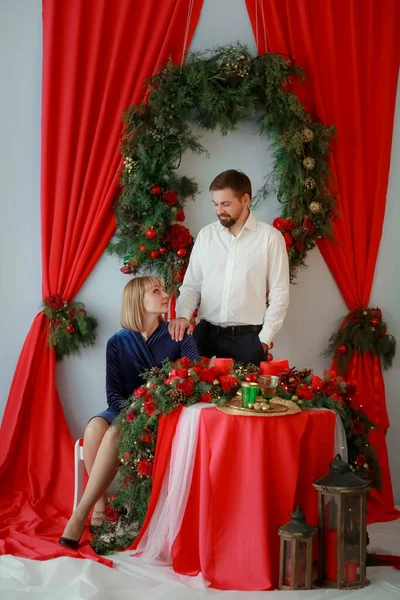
[171,408,335,591]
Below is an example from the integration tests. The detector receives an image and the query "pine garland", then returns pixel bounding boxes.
[325,307,396,374]
[42,294,98,360]
[91,361,379,555]
[111,43,336,286]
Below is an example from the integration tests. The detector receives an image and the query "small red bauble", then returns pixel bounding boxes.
[269,341,274,349]
[267,353,274,362]
[159,247,167,255]
[371,317,380,327]
[244,373,258,383]
[175,209,185,222]
[150,250,160,260]
[177,248,187,257]
[66,324,75,333]
[162,190,178,206]
[151,186,161,195]
[139,245,146,251]
[337,344,347,355]
[145,227,157,239]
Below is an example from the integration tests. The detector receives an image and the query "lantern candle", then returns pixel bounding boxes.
[325,529,338,581]
[345,559,358,582]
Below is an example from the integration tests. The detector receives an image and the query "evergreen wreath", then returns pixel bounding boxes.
[91,360,379,555]
[42,295,98,360]
[110,43,336,287]
[325,307,396,374]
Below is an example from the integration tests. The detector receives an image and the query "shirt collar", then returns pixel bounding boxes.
[218,210,257,233]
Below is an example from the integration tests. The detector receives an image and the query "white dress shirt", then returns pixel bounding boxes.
[176,212,290,346]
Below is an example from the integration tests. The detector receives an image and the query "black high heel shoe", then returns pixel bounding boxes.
[59,526,85,550]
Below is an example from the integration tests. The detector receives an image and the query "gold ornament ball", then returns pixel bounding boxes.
[291,395,299,401]
[254,402,261,411]
[262,404,269,411]
[146,382,153,389]
[302,127,314,142]
[248,403,254,409]
[303,157,316,170]
[309,201,321,213]
[213,379,219,385]
[304,177,316,190]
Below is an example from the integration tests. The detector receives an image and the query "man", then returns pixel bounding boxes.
[168,169,290,365]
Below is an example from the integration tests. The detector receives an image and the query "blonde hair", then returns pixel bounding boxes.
[121,275,165,332]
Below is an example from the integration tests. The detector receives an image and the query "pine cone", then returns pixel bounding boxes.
[292,226,304,239]
[210,386,222,399]
[167,388,186,404]
[147,367,162,379]
[234,365,247,377]
[246,363,260,375]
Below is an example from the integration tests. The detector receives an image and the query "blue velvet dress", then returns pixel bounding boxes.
[95,322,200,424]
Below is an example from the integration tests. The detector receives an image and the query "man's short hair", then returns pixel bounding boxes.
[209,169,252,199]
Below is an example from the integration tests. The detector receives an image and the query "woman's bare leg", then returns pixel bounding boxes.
[61,424,121,541]
[83,417,109,518]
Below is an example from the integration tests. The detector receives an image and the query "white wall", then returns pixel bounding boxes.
[0,0,399,501]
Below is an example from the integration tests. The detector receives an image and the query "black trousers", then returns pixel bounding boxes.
[193,320,266,366]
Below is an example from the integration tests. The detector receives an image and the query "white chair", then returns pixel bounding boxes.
[73,437,85,511]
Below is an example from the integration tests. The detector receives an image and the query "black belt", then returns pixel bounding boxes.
[203,320,262,337]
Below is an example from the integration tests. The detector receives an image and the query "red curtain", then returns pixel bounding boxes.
[0,0,204,563]
[246,0,400,521]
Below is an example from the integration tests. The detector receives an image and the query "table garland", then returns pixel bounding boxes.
[91,359,378,555]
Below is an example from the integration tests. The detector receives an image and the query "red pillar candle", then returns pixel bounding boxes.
[325,529,338,581]
[259,362,279,375]
[345,559,358,582]
[213,358,234,374]
[259,359,289,375]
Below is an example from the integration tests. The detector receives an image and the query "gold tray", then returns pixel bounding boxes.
[216,395,301,417]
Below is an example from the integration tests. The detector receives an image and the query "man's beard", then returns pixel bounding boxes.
[218,215,237,228]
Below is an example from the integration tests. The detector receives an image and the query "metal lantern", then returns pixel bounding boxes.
[278,505,317,590]
[312,454,370,589]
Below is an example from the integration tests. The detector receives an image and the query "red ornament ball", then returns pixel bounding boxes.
[162,190,178,206]
[337,344,347,355]
[244,373,258,383]
[139,245,146,251]
[150,250,160,260]
[145,227,157,240]
[176,248,187,258]
[269,341,274,350]
[175,209,185,222]
[66,324,76,334]
[371,317,380,327]
[159,247,167,255]
[151,186,161,195]
[267,353,274,362]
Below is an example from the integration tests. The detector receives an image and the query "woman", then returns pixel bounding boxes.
[59,276,199,548]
